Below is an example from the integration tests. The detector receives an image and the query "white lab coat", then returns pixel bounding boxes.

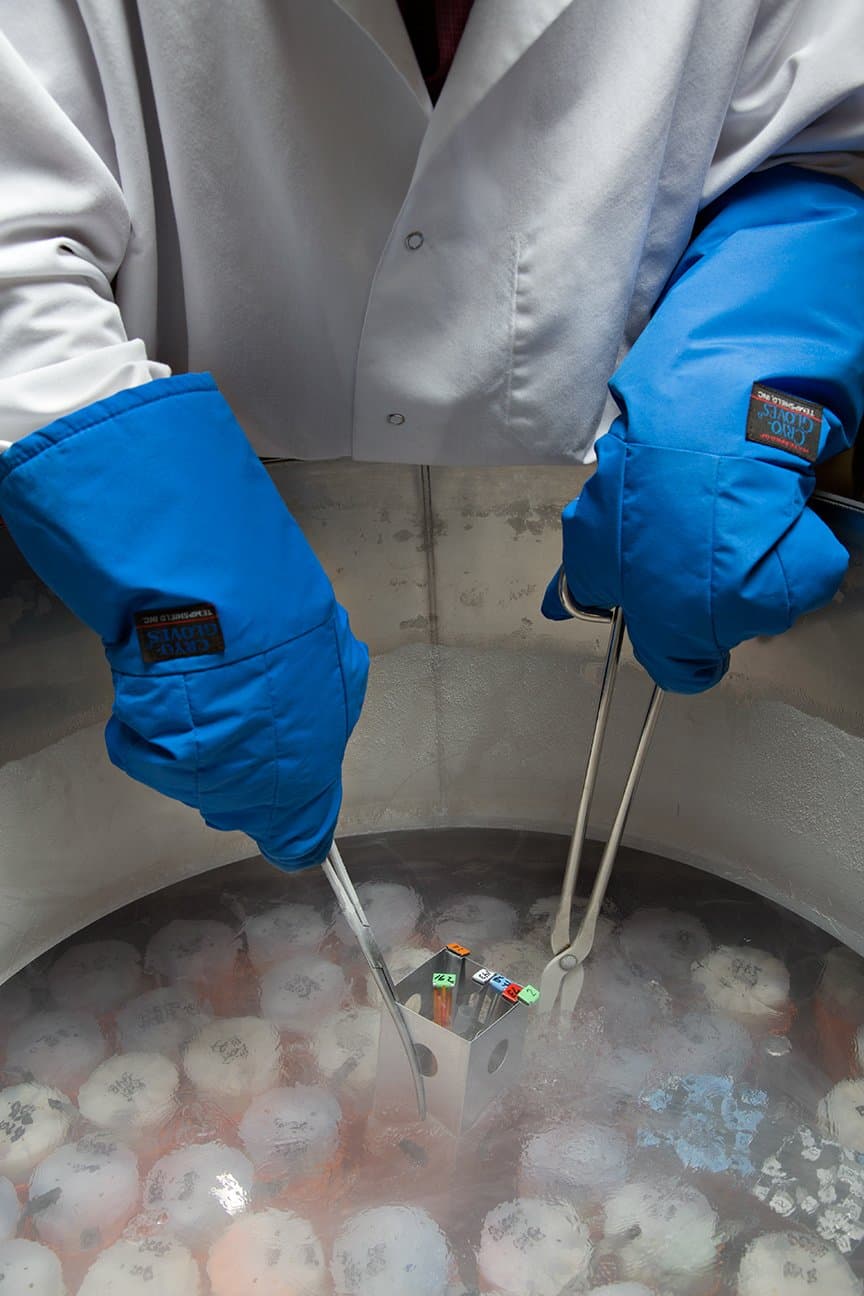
[0,0,861,465]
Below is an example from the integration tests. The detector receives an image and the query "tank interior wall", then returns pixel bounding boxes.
[0,462,862,980]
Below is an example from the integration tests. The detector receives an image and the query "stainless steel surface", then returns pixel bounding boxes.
[550,601,624,956]
[322,842,426,1119]
[375,948,529,1134]
[540,682,665,1016]
[0,468,863,980]
[540,594,665,1015]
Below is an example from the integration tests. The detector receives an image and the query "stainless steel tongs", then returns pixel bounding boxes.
[323,842,426,1118]
[538,569,665,1019]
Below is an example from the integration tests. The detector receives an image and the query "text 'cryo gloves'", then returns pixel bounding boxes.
[0,374,368,869]
[543,168,864,694]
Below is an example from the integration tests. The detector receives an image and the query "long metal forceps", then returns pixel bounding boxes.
[322,842,426,1119]
[539,569,665,1018]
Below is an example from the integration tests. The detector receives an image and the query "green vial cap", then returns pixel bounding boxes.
[518,985,540,1006]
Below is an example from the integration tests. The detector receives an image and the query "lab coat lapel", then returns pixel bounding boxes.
[333,0,431,111]
[416,0,576,169]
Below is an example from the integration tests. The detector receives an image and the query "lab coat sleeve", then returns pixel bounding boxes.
[706,0,864,200]
[0,28,168,448]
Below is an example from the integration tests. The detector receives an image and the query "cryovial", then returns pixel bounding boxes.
[207,1207,328,1296]
[238,1084,343,1193]
[0,1175,19,1239]
[691,945,791,1031]
[518,1118,631,1204]
[77,1052,179,1144]
[5,1009,108,1094]
[332,1204,452,1296]
[650,1011,754,1081]
[244,902,328,972]
[145,919,239,1010]
[77,1233,203,1295]
[311,1006,381,1104]
[260,955,348,1035]
[48,940,146,1017]
[818,1077,864,1154]
[619,908,711,990]
[332,882,422,952]
[115,986,212,1059]
[0,1081,73,1182]
[0,1238,66,1295]
[477,1197,592,1296]
[736,1230,863,1295]
[814,945,864,1081]
[29,1133,139,1255]
[601,1179,719,1284]
[435,894,517,950]
[182,1016,282,1113]
[144,1141,253,1250]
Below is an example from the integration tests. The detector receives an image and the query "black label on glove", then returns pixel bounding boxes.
[134,604,225,663]
[745,383,823,463]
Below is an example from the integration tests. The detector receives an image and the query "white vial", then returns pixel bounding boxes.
[311,1007,381,1100]
[0,1238,66,1295]
[144,1142,253,1250]
[0,1082,72,1181]
[6,1010,108,1093]
[244,903,328,971]
[603,1179,719,1281]
[29,1134,139,1255]
[239,1085,343,1184]
[145,920,237,987]
[116,987,212,1059]
[477,1197,592,1296]
[0,1176,19,1240]
[48,941,145,1016]
[78,1052,179,1138]
[332,1205,451,1296]
[435,894,517,950]
[737,1230,863,1295]
[183,1017,281,1109]
[77,1234,202,1295]
[691,945,790,1024]
[818,1078,864,1154]
[619,908,711,987]
[208,1208,328,1296]
[519,1118,631,1202]
[353,882,422,949]
[259,956,348,1034]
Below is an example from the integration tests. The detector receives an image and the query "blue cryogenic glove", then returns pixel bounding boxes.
[543,167,864,693]
[0,374,368,868]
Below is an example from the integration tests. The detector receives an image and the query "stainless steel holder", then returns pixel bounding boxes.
[375,948,530,1135]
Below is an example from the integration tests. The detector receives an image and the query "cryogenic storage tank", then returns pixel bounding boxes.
[2,462,864,1295]
[0,462,862,980]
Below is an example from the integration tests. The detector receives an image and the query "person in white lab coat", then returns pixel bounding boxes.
[0,2,861,867]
